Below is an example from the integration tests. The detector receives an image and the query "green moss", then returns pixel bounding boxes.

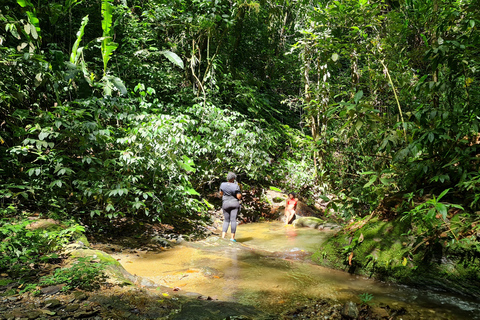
[68,248,134,286]
[0,279,13,286]
[312,216,480,297]
[70,249,121,266]
[273,197,285,203]
[74,234,90,247]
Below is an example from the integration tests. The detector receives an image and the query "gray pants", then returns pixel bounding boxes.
[222,200,240,233]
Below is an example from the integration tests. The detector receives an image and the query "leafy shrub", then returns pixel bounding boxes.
[0,219,84,277]
[39,257,107,291]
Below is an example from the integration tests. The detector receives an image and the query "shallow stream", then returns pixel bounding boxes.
[111,222,480,319]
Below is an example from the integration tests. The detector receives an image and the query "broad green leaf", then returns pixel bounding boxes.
[354,90,363,104]
[70,15,89,64]
[203,199,214,209]
[437,188,450,201]
[319,195,330,202]
[101,0,113,37]
[363,175,377,188]
[9,25,21,39]
[428,132,434,142]
[38,131,50,140]
[355,120,363,131]
[160,50,184,69]
[331,53,339,62]
[426,208,436,221]
[380,177,393,185]
[435,203,447,220]
[269,186,282,192]
[420,33,428,46]
[30,24,38,39]
[111,76,127,95]
[17,0,31,7]
[186,187,200,196]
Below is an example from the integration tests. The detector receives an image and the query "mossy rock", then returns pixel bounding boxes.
[312,216,480,298]
[68,248,134,286]
[294,217,324,229]
[74,234,90,247]
[69,248,121,266]
[273,196,285,203]
[295,201,323,217]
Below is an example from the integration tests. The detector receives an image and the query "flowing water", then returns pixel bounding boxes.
[111,222,480,319]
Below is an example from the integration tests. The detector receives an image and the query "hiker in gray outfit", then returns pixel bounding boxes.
[219,172,242,242]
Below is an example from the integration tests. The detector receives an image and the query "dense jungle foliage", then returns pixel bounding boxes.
[1,0,480,264]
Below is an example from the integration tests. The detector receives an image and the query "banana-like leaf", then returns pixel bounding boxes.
[101,0,117,75]
[70,15,89,64]
[111,76,127,95]
[101,0,113,37]
[102,42,118,73]
[160,50,184,69]
[102,75,127,96]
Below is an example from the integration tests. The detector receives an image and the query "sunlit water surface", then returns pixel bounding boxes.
[111,221,480,319]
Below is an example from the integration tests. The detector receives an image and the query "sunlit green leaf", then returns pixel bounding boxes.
[160,50,184,69]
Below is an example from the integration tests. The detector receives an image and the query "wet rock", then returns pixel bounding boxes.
[44,298,62,308]
[184,292,203,298]
[3,310,24,320]
[5,296,20,302]
[294,216,324,229]
[323,223,341,230]
[0,282,19,292]
[40,285,65,295]
[64,304,80,312]
[40,309,56,316]
[371,307,389,318]
[135,277,157,288]
[64,242,87,252]
[341,301,359,319]
[151,236,173,247]
[73,291,88,301]
[204,236,224,244]
[13,310,42,320]
[73,309,99,318]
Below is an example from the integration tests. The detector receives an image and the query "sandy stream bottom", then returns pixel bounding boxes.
[109,222,480,319]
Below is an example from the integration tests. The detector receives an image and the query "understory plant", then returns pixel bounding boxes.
[39,256,107,291]
[0,219,84,277]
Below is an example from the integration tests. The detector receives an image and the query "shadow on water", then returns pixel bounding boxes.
[110,221,480,320]
[236,236,254,242]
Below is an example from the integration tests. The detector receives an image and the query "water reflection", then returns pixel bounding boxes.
[111,222,480,320]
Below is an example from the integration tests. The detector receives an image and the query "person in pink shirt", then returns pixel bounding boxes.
[285,192,297,225]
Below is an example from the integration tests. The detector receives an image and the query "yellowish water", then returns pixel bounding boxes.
[111,222,480,319]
